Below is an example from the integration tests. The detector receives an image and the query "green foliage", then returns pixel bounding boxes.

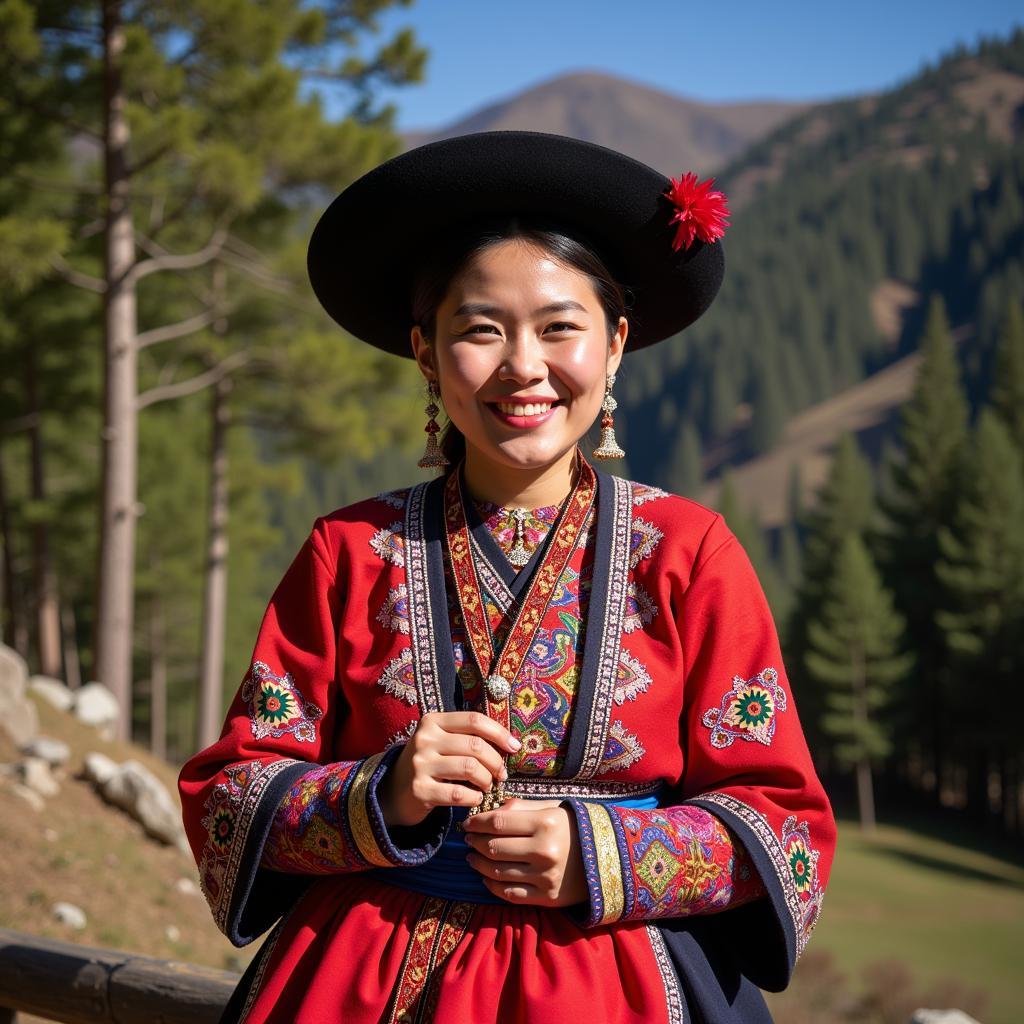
[804,533,913,769]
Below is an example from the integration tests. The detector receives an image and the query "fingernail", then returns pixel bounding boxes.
[508,737,521,750]
[500,766,508,781]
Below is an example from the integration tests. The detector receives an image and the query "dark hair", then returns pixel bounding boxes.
[411,217,632,466]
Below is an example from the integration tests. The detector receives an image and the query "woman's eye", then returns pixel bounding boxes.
[547,322,579,333]
[461,324,499,336]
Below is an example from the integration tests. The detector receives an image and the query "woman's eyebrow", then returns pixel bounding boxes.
[452,300,589,318]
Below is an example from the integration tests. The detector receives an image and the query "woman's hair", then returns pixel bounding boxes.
[411,217,632,465]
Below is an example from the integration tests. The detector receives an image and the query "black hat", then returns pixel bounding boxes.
[307,130,727,357]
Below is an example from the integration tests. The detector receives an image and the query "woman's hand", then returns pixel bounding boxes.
[378,711,521,828]
[462,797,589,909]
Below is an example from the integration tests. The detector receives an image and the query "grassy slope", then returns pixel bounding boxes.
[767,817,1024,1024]
[3,698,1021,1021]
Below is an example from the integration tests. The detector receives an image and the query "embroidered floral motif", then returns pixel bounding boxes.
[473,499,560,561]
[702,667,787,749]
[375,584,410,634]
[623,581,658,633]
[629,518,664,568]
[375,488,409,510]
[241,661,322,743]
[370,521,405,567]
[385,719,418,749]
[631,483,669,506]
[615,650,652,704]
[597,719,646,774]
[376,648,417,705]
[781,814,825,945]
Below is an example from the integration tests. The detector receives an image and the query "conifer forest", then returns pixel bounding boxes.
[2,2,1023,862]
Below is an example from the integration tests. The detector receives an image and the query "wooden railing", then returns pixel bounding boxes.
[0,929,238,1024]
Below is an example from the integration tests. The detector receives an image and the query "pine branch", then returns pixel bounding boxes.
[136,350,254,410]
[136,306,233,349]
[50,254,106,293]
[129,225,230,283]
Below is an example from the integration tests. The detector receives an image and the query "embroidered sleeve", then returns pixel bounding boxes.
[561,800,766,927]
[662,514,837,991]
[260,750,450,873]
[177,518,450,946]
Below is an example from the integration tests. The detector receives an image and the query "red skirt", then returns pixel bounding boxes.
[237,875,683,1023]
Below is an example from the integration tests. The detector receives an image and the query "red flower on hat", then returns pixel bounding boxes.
[663,172,730,252]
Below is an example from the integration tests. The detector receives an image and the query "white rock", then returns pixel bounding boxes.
[74,682,120,739]
[0,695,38,748]
[174,877,200,897]
[28,676,75,712]
[0,643,28,701]
[18,757,60,798]
[99,759,186,848]
[11,782,45,812]
[911,1012,983,1024]
[20,735,71,767]
[52,902,87,930]
[82,751,119,786]
[44,827,59,842]
[164,924,181,943]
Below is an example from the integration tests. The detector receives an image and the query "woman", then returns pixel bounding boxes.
[178,131,836,1024]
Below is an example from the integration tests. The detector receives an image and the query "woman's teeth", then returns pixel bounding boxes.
[496,402,553,416]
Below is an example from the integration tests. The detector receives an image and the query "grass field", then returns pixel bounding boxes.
[767,815,1024,1024]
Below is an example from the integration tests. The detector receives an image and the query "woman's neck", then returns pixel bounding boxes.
[462,445,579,509]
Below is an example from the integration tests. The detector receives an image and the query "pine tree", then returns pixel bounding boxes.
[874,294,969,796]
[990,300,1024,455]
[805,533,914,831]
[935,410,1024,824]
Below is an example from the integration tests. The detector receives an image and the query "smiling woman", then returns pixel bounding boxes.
[178,131,836,1024]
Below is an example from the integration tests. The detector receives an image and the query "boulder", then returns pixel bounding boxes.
[174,876,200,897]
[28,675,75,712]
[82,751,119,786]
[18,756,59,798]
[20,735,71,767]
[11,782,45,812]
[74,682,119,739]
[0,644,38,748]
[51,902,87,930]
[98,759,187,849]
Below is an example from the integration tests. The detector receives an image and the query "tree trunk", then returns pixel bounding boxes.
[60,599,82,690]
[26,349,63,679]
[94,0,139,740]
[149,575,166,761]
[851,641,877,832]
[197,277,232,748]
[0,447,29,658]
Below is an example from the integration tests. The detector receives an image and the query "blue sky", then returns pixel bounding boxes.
[340,0,1023,130]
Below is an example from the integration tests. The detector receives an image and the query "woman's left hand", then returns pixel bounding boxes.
[462,798,589,908]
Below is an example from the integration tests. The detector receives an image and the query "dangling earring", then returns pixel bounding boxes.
[417,380,449,469]
[592,373,625,460]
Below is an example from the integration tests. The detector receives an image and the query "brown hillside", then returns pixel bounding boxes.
[0,694,251,977]
[401,69,811,175]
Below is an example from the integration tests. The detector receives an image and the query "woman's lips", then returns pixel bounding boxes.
[486,399,562,429]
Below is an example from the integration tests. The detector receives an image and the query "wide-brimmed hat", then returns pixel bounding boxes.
[307,130,727,357]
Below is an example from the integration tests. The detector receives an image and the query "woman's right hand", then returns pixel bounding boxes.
[379,711,521,828]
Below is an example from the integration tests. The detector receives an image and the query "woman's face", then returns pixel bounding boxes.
[410,238,627,476]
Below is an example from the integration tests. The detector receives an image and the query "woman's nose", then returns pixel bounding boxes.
[498,332,545,382]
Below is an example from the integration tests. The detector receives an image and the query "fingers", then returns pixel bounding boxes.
[434,732,508,782]
[431,754,501,795]
[463,833,540,862]
[434,710,521,755]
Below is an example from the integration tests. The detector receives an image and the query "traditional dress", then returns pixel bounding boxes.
[178,458,836,1023]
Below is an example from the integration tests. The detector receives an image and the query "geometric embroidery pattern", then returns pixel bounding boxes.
[631,483,669,506]
[370,521,405,567]
[597,719,646,775]
[376,648,417,706]
[623,581,658,633]
[241,661,323,743]
[614,650,652,705]
[628,517,664,568]
[701,666,786,749]
[375,584,410,634]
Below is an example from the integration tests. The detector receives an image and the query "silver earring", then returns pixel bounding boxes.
[592,374,625,460]
[417,380,449,469]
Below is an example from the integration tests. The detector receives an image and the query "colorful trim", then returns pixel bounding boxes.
[701,668,787,749]
[691,792,824,958]
[645,924,688,1024]
[241,661,322,743]
[386,896,475,1024]
[198,758,301,932]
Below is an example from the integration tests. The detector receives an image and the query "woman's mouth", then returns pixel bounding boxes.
[487,399,562,429]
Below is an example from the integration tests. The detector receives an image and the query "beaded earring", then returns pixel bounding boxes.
[417,380,449,469]
[592,373,625,460]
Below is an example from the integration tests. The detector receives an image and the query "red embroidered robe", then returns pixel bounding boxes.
[178,464,836,1023]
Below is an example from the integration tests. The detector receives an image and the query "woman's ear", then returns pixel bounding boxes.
[410,325,436,382]
[608,316,628,376]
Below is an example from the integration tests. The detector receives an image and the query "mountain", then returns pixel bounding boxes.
[400,70,812,176]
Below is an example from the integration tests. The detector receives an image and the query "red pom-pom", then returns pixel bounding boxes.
[663,172,730,252]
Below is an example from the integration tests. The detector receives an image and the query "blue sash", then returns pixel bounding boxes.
[368,789,665,904]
